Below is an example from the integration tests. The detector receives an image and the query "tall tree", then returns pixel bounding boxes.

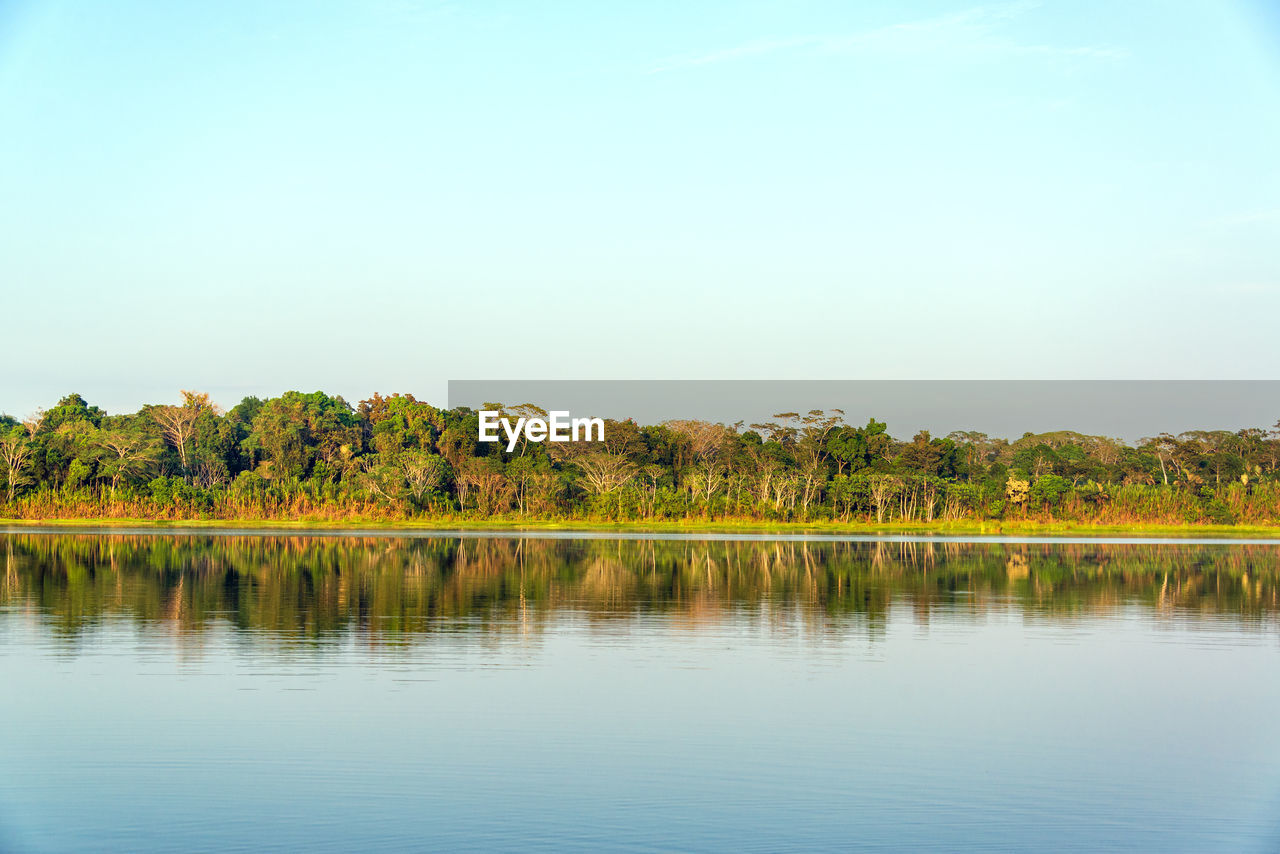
[0,428,33,502]
[95,428,161,491]
[151,391,220,475]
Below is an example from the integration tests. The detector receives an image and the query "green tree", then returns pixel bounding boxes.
[243,391,360,480]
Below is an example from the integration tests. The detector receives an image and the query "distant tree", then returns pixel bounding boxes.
[400,450,449,508]
[243,391,358,480]
[0,427,33,502]
[41,394,104,432]
[151,391,220,475]
[685,459,726,514]
[360,393,445,456]
[575,452,637,516]
[665,420,726,463]
[22,410,46,438]
[900,431,960,478]
[1029,474,1070,508]
[1005,475,1030,511]
[96,428,162,491]
[828,419,889,475]
[456,457,511,514]
[867,474,901,524]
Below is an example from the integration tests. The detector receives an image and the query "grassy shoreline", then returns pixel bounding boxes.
[3,516,1280,538]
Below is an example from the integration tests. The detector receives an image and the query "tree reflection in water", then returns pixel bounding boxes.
[3,534,1277,649]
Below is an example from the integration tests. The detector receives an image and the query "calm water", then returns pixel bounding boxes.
[2,531,1279,853]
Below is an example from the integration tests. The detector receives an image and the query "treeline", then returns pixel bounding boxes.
[2,390,1280,526]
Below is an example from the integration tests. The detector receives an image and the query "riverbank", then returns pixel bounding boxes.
[3,516,1280,538]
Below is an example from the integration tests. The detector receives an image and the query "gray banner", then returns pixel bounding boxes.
[448,380,1280,441]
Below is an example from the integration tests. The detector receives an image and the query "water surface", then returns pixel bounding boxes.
[2,532,1279,852]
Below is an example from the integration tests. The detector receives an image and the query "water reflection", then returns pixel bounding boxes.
[4,533,1278,648]
[4,533,1280,854]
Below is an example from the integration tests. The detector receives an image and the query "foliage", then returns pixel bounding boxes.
[2,392,1280,527]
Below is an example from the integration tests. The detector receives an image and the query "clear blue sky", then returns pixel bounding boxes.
[2,0,1278,416]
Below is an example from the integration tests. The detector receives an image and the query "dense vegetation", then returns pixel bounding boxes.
[2,390,1279,527]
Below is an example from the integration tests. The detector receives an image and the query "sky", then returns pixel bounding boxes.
[1,0,1279,417]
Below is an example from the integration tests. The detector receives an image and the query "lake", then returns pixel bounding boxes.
[2,530,1279,852]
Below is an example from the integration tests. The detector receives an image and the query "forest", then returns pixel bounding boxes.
[2,390,1279,527]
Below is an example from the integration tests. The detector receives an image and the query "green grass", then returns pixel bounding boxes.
[3,516,1280,538]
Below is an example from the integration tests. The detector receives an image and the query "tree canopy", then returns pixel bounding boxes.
[2,391,1279,527]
